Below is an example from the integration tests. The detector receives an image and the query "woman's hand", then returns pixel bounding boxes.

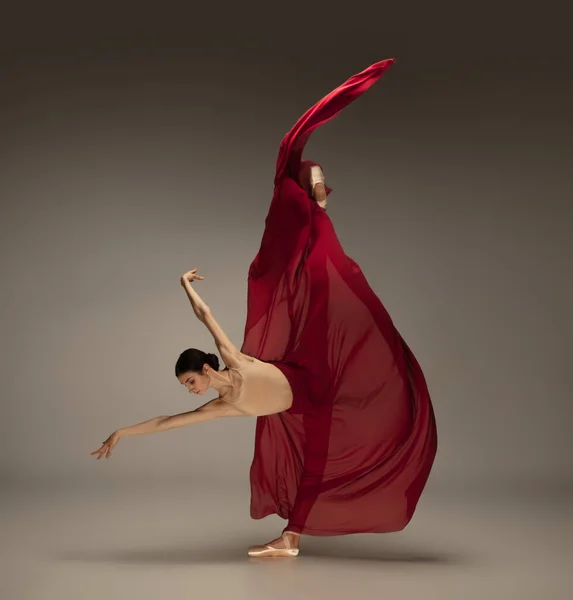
[90,430,122,460]
[181,268,204,287]
[180,268,210,320]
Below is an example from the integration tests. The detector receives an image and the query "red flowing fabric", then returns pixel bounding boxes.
[240,59,438,536]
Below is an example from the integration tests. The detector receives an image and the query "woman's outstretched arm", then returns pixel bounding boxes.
[180,268,245,368]
[91,398,245,459]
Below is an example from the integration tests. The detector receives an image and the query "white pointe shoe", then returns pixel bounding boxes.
[310,166,328,211]
[247,532,300,558]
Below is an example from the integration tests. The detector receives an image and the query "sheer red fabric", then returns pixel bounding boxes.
[240,59,437,536]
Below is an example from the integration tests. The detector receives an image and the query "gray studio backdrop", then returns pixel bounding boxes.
[1,3,572,492]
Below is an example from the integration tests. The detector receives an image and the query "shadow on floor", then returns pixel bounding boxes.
[55,542,466,566]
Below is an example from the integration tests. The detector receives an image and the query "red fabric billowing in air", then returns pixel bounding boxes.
[241,59,438,536]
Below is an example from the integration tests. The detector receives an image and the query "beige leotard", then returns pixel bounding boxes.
[223,357,293,416]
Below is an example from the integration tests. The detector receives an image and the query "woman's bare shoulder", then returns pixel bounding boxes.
[238,353,257,366]
[224,351,256,369]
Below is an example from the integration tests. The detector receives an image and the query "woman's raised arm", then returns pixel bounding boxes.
[180,268,244,368]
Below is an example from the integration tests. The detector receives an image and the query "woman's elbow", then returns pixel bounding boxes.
[194,306,211,322]
[157,415,176,430]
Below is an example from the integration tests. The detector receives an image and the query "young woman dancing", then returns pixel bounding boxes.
[91,59,438,558]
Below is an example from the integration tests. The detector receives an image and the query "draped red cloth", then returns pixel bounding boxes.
[240,59,437,536]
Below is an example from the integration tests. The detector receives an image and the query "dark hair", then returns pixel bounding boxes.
[175,348,220,376]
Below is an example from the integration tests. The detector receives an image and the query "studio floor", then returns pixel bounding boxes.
[2,479,571,600]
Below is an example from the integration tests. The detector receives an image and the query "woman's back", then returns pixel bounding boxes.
[225,356,293,416]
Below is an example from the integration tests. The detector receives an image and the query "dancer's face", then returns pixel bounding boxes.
[177,367,211,395]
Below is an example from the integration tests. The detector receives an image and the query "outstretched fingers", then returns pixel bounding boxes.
[90,443,111,460]
[182,268,205,283]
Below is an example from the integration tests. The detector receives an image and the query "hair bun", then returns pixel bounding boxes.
[175,348,221,377]
[206,353,220,371]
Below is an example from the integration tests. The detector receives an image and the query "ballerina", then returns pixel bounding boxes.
[91,59,438,558]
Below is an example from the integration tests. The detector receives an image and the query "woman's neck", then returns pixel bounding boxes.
[208,368,234,396]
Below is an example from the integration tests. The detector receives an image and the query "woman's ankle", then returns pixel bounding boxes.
[283,530,301,547]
